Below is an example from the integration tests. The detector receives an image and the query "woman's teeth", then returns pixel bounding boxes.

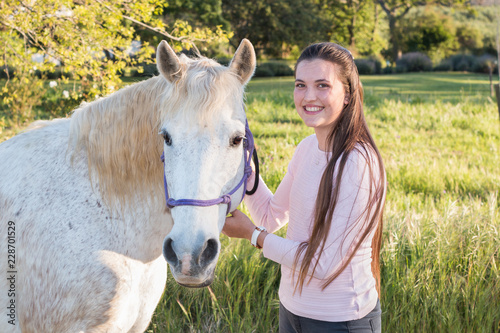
[305,106,323,112]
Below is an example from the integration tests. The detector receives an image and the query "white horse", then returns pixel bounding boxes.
[0,39,256,332]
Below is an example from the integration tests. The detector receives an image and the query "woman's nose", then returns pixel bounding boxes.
[304,87,316,102]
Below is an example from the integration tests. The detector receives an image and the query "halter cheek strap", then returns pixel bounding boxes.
[160,120,258,215]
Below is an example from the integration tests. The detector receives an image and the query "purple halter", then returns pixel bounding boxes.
[160,120,257,215]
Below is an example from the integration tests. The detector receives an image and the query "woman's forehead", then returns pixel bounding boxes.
[296,59,338,81]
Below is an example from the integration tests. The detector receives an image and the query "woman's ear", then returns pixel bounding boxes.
[344,94,350,104]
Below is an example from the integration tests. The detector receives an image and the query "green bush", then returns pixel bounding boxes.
[448,54,478,72]
[0,75,46,127]
[434,60,453,71]
[396,52,433,72]
[34,68,74,80]
[40,85,85,119]
[456,60,470,71]
[254,66,275,77]
[215,57,231,66]
[472,54,497,74]
[254,62,293,77]
[355,59,375,74]
[127,60,294,78]
[0,66,15,79]
[128,63,158,78]
[372,57,382,74]
[434,54,498,74]
[1,74,89,128]
[383,66,395,74]
[354,58,382,75]
[396,64,408,73]
[0,67,71,80]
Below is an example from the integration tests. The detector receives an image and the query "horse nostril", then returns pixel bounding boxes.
[200,238,218,265]
[163,238,178,266]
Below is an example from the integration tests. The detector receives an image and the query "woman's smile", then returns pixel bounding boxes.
[303,105,324,114]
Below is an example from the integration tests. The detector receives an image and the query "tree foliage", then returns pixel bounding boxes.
[0,0,228,130]
[0,0,229,126]
[376,0,468,62]
[221,0,327,58]
[400,7,458,62]
[162,0,229,30]
[320,0,388,57]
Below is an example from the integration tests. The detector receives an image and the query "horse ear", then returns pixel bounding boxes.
[156,40,182,82]
[229,39,256,85]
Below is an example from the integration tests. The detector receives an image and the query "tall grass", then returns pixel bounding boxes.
[149,73,500,332]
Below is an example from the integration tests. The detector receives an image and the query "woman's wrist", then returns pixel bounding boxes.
[256,231,268,249]
[250,227,268,249]
[245,223,256,241]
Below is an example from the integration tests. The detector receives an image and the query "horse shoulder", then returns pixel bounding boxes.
[0,119,170,332]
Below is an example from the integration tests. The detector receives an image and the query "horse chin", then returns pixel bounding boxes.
[177,277,214,289]
[170,267,215,288]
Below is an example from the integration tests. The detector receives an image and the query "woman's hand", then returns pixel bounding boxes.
[223,209,255,241]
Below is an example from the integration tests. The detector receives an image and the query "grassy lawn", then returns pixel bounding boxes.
[1,72,499,332]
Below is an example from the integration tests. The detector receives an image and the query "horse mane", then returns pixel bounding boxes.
[68,54,245,210]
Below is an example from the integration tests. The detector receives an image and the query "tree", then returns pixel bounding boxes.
[376,0,467,62]
[456,24,484,52]
[323,0,371,51]
[221,0,327,58]
[0,0,229,125]
[321,0,387,57]
[159,0,232,58]
[162,0,230,30]
[400,7,458,62]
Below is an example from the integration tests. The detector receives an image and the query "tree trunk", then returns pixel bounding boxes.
[389,16,401,62]
[371,5,379,43]
[348,15,356,50]
[346,0,357,51]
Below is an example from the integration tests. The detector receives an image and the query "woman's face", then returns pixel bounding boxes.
[294,59,348,144]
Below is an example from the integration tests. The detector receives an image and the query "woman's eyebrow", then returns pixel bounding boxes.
[295,78,330,83]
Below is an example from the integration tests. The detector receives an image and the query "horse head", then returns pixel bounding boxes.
[156,39,256,287]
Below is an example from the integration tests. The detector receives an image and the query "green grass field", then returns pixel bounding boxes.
[1,72,499,332]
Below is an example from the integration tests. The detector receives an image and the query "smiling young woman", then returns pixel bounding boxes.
[223,42,386,332]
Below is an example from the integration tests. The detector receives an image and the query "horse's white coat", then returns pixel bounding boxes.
[0,39,255,332]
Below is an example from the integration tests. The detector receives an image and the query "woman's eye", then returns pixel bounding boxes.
[318,83,329,88]
[231,136,244,147]
[163,131,172,146]
[295,83,305,88]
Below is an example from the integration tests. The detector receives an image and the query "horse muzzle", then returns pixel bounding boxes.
[162,236,219,288]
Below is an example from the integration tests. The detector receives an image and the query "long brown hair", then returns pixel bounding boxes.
[292,43,386,295]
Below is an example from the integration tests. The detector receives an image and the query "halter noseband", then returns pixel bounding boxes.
[160,120,258,215]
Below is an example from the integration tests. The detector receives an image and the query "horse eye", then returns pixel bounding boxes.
[162,131,172,146]
[231,135,245,147]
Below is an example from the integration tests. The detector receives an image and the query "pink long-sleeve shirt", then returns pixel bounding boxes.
[244,134,384,322]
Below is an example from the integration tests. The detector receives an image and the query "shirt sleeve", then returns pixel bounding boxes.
[243,140,305,233]
[262,149,380,280]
